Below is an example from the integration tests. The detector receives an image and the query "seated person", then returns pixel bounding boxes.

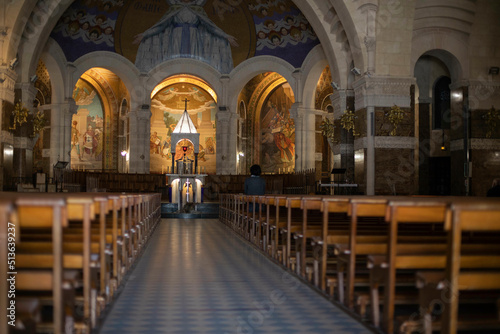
[244,164,266,212]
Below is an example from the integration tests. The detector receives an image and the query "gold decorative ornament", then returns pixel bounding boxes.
[9,102,29,130]
[386,105,406,136]
[32,109,47,137]
[320,118,335,142]
[340,109,358,136]
[484,105,499,138]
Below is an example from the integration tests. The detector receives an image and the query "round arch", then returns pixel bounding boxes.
[72,51,141,105]
[228,55,296,112]
[40,39,68,105]
[145,58,223,106]
[301,44,329,110]
[411,33,466,81]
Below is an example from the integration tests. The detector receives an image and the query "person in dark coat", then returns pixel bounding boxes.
[487,178,500,197]
[244,164,266,212]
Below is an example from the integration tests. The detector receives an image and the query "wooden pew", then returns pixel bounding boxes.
[14,195,70,334]
[255,195,267,250]
[337,197,388,310]
[440,202,500,333]
[320,197,351,292]
[284,196,302,269]
[297,196,324,279]
[3,192,160,334]
[376,199,448,333]
[268,196,288,262]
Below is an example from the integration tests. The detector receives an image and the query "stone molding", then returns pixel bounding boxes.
[352,76,416,109]
[451,138,500,151]
[0,130,14,144]
[354,136,416,150]
[14,136,33,149]
[332,143,353,155]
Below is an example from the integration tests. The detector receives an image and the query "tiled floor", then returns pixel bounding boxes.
[98,219,372,334]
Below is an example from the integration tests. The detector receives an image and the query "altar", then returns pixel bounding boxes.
[166,99,206,212]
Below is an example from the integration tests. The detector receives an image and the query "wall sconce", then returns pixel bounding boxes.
[121,150,127,157]
[489,67,499,75]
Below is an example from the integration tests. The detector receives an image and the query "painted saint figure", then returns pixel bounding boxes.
[71,120,82,160]
[134,0,238,73]
[82,125,98,159]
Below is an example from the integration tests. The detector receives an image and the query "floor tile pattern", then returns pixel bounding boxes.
[99,219,372,334]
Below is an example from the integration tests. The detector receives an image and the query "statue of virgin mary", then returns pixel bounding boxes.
[134,0,238,73]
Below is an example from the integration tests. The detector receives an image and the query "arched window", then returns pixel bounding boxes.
[433,76,451,129]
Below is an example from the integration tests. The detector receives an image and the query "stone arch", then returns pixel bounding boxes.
[295,0,365,87]
[72,51,141,107]
[411,33,466,81]
[144,58,223,107]
[301,44,329,110]
[40,39,68,105]
[228,56,296,113]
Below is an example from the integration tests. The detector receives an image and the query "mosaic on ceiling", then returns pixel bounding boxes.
[50,0,319,72]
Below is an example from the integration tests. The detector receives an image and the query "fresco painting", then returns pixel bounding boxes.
[260,85,295,173]
[150,82,216,174]
[71,81,105,171]
[51,0,318,72]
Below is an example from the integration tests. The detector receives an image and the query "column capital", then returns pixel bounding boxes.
[132,106,152,121]
[216,106,233,122]
[289,103,321,120]
[330,89,354,118]
[61,98,78,115]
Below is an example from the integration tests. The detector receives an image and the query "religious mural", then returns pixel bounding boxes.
[315,66,334,111]
[260,85,295,173]
[50,0,319,72]
[150,81,216,174]
[71,81,105,171]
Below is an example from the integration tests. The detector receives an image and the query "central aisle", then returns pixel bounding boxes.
[99,219,372,334]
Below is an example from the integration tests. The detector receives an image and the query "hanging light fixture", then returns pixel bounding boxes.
[441,129,446,151]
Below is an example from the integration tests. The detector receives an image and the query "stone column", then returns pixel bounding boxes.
[452,80,500,196]
[49,99,77,177]
[290,104,321,172]
[0,68,16,190]
[289,103,303,171]
[361,3,378,76]
[12,82,37,181]
[330,90,355,183]
[353,76,416,195]
[128,105,151,173]
[216,107,237,174]
[417,97,432,194]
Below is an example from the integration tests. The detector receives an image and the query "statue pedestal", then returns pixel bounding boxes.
[166,174,206,212]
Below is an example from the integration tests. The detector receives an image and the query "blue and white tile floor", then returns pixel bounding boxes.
[98,219,373,334]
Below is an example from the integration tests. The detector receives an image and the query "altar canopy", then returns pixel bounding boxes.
[171,100,200,155]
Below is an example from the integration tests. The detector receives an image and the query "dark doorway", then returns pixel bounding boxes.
[429,157,451,195]
[433,76,451,129]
